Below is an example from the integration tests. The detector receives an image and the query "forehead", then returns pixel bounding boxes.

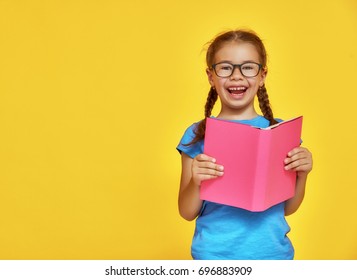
[214,42,260,64]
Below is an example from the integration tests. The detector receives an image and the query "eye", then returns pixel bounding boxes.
[217,64,233,71]
[242,64,255,70]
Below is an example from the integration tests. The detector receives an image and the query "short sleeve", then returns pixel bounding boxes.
[176,123,204,159]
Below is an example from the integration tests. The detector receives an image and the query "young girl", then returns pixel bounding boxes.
[177,30,313,260]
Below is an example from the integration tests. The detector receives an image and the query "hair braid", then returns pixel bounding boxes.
[257,85,278,126]
[204,87,218,118]
[184,87,218,146]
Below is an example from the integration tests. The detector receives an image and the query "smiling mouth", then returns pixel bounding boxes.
[227,86,247,95]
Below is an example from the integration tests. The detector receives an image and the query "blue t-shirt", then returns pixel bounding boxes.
[177,115,294,260]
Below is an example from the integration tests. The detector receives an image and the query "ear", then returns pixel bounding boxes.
[259,68,267,87]
[206,68,215,87]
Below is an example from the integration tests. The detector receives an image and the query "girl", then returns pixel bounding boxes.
[177,30,313,260]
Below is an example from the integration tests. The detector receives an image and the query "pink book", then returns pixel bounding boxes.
[200,116,303,212]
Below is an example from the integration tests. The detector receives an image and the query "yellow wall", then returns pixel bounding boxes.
[0,0,356,259]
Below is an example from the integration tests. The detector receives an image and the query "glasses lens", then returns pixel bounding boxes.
[241,63,260,77]
[214,63,234,77]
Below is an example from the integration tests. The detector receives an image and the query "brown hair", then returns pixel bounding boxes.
[187,29,278,146]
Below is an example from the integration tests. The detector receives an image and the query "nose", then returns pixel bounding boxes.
[230,66,244,80]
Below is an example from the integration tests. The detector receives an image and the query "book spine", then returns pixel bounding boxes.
[252,131,271,211]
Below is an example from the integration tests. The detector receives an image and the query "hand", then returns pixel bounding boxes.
[191,154,224,186]
[284,147,313,177]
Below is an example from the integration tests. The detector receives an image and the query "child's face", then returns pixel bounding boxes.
[207,41,266,118]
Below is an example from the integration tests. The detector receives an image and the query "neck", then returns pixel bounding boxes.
[217,107,259,121]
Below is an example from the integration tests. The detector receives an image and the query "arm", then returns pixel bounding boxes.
[178,153,224,221]
[284,147,313,216]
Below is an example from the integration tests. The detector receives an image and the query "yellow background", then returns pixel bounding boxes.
[0,0,356,259]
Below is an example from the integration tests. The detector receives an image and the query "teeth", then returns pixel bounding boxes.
[229,87,246,91]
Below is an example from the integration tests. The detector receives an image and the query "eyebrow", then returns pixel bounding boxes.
[215,60,259,64]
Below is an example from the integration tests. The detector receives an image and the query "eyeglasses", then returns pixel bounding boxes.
[211,62,263,78]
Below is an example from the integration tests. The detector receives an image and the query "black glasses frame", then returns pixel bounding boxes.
[211,62,263,78]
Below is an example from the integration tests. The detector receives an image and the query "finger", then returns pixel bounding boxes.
[285,158,310,171]
[198,174,221,181]
[194,154,224,172]
[284,153,306,165]
[285,148,311,163]
[194,163,224,177]
[198,169,224,180]
[291,162,312,172]
[196,161,224,171]
[287,147,306,157]
[195,153,217,163]
[198,171,224,178]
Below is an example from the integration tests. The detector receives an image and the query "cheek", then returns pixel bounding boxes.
[247,80,257,89]
[248,77,263,88]
[212,77,226,88]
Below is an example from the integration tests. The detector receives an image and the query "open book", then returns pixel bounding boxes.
[200,116,303,212]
